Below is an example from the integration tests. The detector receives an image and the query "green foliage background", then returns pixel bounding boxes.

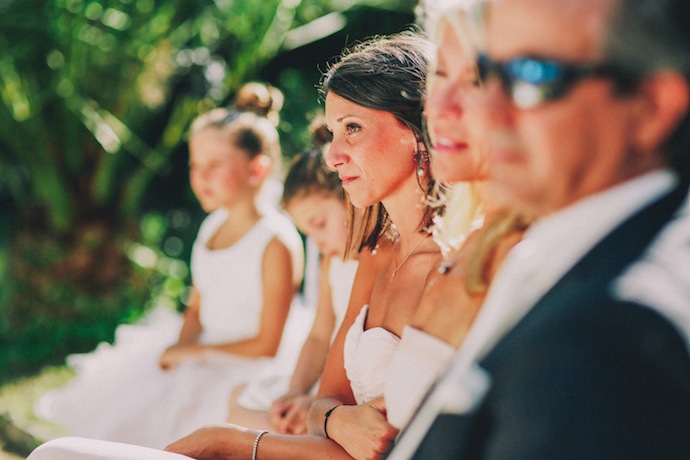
[0,0,416,382]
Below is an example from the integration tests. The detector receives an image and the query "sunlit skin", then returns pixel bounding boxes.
[481,0,663,218]
[285,193,348,259]
[426,22,489,184]
[324,92,419,210]
[189,127,258,213]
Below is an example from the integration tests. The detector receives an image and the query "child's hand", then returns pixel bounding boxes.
[159,344,200,370]
[269,393,314,434]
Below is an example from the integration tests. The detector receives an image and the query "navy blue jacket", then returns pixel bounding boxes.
[399,183,690,460]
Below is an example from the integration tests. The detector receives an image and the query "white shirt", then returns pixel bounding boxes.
[615,186,690,348]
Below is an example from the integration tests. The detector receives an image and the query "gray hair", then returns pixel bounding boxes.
[604,0,690,178]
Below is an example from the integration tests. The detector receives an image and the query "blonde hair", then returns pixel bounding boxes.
[233,81,284,127]
[189,109,280,167]
[464,210,531,294]
[426,9,485,255]
[189,82,284,178]
[431,183,481,256]
[426,5,531,294]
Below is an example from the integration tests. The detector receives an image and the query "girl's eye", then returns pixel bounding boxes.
[346,123,361,134]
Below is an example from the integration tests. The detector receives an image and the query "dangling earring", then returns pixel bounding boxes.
[414,148,429,178]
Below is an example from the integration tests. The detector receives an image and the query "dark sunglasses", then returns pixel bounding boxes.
[476,53,637,109]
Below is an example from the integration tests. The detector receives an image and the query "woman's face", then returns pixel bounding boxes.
[188,127,255,212]
[285,193,348,258]
[425,21,489,183]
[324,92,418,208]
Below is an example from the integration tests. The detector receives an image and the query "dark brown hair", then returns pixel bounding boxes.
[319,30,442,254]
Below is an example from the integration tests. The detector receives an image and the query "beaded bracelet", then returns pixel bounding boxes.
[252,430,269,460]
[324,404,342,440]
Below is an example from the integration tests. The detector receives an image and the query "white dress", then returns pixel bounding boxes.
[235,257,359,411]
[26,300,414,460]
[342,305,400,404]
[35,209,303,449]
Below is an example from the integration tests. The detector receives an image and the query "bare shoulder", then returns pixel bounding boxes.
[262,236,292,266]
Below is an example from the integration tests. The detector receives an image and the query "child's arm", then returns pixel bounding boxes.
[287,255,336,393]
[176,288,203,345]
[309,250,376,419]
[269,256,337,434]
[307,248,398,459]
[159,288,202,369]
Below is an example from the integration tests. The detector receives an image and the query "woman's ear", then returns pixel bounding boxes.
[632,71,690,155]
[249,154,272,186]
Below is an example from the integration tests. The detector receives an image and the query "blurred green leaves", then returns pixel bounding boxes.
[0,0,416,379]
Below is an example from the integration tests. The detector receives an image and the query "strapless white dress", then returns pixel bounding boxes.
[343,305,400,404]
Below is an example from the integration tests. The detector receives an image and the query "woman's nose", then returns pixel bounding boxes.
[325,135,348,169]
[427,80,466,122]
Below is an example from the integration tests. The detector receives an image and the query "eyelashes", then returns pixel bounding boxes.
[346,123,361,134]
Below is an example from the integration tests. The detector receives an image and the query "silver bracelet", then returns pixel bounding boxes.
[252,430,269,460]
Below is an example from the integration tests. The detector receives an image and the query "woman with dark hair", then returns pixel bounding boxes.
[302,30,443,460]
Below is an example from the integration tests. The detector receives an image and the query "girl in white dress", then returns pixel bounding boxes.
[227,140,359,435]
[34,96,304,449]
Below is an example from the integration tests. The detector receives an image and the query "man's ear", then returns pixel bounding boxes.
[632,72,690,154]
[249,154,272,186]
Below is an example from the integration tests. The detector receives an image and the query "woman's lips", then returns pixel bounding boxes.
[340,175,358,186]
[432,136,469,154]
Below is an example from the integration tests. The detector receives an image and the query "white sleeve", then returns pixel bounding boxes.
[27,437,192,460]
[384,326,455,430]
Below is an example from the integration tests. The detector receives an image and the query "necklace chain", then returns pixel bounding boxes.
[392,234,429,279]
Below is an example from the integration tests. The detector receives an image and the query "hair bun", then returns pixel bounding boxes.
[309,115,332,147]
[233,82,284,126]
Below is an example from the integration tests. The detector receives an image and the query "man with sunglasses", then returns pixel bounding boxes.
[387,0,690,458]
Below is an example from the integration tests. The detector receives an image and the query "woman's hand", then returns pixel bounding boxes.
[269,392,314,435]
[328,397,398,460]
[164,424,254,459]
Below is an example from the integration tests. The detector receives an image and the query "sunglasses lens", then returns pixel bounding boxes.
[477,54,570,108]
[507,58,567,108]
[506,58,562,85]
[477,54,622,108]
